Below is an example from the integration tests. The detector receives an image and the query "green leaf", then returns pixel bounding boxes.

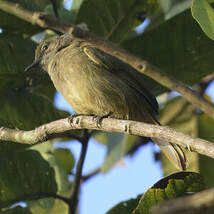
[0,150,57,208]
[31,143,74,195]
[198,114,214,187]
[72,0,158,42]
[106,196,141,214]
[0,142,73,211]
[1,206,32,214]
[133,172,204,214]
[159,97,196,135]
[28,198,68,214]
[159,0,191,20]
[148,0,191,31]
[0,89,69,155]
[122,10,214,95]
[0,33,36,91]
[26,145,72,214]
[53,148,75,174]
[191,0,214,40]
[94,132,136,173]
[0,91,68,131]
[198,113,214,141]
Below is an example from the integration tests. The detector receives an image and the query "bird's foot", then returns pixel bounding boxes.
[94,112,113,128]
[68,114,83,126]
[68,113,94,126]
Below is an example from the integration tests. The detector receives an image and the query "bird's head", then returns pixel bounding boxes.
[25,34,73,72]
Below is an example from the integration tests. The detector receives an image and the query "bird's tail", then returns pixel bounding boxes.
[152,138,188,171]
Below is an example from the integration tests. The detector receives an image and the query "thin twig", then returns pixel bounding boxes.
[151,188,214,214]
[69,130,90,214]
[195,73,214,95]
[0,116,214,160]
[81,167,100,182]
[69,167,100,182]
[0,0,214,118]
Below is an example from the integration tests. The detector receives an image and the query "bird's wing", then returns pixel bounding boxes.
[83,46,188,171]
[83,46,159,117]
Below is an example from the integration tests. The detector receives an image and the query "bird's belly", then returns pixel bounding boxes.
[49,51,152,122]
[51,71,129,118]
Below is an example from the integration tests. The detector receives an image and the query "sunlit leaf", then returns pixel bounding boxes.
[1,206,32,214]
[133,172,204,214]
[191,0,214,40]
[94,132,137,173]
[28,198,68,214]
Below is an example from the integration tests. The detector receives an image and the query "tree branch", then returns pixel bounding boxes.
[69,130,90,214]
[151,188,214,214]
[49,0,58,17]
[0,116,214,159]
[0,0,214,118]
[81,167,100,182]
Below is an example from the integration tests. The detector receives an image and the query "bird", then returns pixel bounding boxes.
[25,34,187,170]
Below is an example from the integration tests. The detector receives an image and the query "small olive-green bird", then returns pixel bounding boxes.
[25,34,187,170]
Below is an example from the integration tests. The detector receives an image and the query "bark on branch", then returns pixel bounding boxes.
[0,116,214,159]
[0,0,214,118]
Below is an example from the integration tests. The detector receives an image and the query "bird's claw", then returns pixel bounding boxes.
[94,112,113,128]
[68,114,84,126]
[186,144,192,152]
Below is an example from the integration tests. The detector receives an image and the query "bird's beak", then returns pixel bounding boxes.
[24,58,41,72]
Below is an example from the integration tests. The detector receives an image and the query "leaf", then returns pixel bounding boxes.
[0,88,70,155]
[0,141,74,210]
[1,206,32,214]
[26,144,73,213]
[0,33,36,91]
[100,133,125,173]
[106,196,141,214]
[122,10,214,95]
[0,91,68,131]
[133,172,204,214]
[198,114,214,187]
[72,0,158,42]
[94,132,137,173]
[159,0,191,20]
[31,143,75,195]
[53,148,75,174]
[0,150,57,208]
[191,0,214,40]
[148,0,192,31]
[28,198,68,214]
[198,113,214,141]
[45,5,75,23]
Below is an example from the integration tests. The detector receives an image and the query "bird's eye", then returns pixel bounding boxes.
[41,44,48,52]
